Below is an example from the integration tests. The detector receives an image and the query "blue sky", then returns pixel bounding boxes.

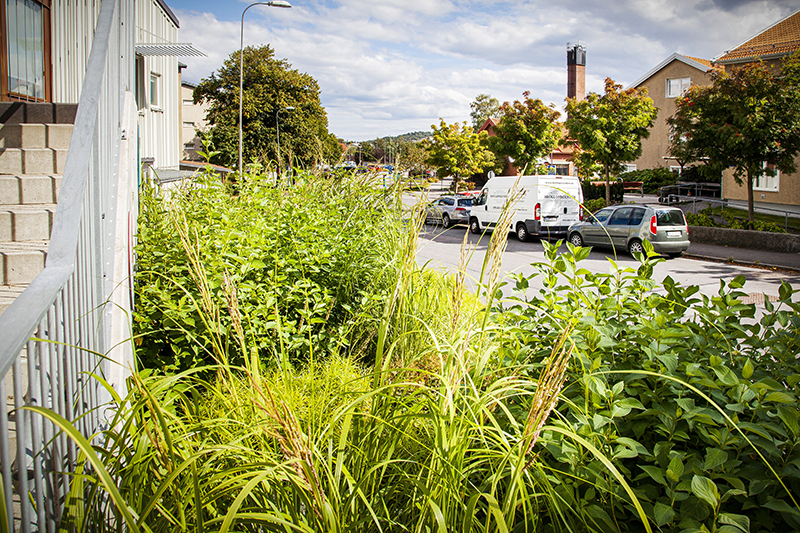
[168,0,799,141]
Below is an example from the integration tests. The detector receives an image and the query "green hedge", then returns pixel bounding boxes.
[582,180,625,203]
[619,168,678,194]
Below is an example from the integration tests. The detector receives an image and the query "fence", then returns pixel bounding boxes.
[0,0,136,530]
[667,195,799,232]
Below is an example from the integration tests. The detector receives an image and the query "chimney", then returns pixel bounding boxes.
[567,43,586,101]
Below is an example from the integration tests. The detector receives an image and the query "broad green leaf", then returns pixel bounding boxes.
[704,448,729,471]
[641,465,667,486]
[764,391,794,404]
[712,366,739,387]
[691,475,719,509]
[763,499,800,516]
[653,502,675,526]
[778,404,799,437]
[718,512,750,532]
[742,359,753,380]
[667,456,684,482]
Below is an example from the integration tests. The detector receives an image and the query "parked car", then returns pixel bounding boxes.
[425,195,473,228]
[567,204,689,256]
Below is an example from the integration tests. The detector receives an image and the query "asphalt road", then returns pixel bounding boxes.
[415,222,800,304]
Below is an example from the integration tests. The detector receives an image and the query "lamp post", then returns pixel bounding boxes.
[239,0,292,176]
[276,106,294,176]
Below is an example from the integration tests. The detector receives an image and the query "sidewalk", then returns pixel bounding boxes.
[683,242,800,273]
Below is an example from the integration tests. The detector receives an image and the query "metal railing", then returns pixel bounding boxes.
[669,195,799,232]
[0,0,136,530]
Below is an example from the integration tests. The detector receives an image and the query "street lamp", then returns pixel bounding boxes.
[276,106,294,175]
[239,0,292,175]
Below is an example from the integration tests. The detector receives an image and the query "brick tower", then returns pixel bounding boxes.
[567,43,586,101]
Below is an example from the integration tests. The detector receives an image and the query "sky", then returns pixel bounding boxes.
[168,0,800,141]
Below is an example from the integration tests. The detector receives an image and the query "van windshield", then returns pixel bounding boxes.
[657,210,686,226]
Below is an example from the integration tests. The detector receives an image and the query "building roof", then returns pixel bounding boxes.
[629,53,713,89]
[156,0,180,28]
[714,7,800,64]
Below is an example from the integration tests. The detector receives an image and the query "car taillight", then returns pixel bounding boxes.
[579,206,584,221]
[534,203,541,221]
[455,208,466,213]
[650,215,657,235]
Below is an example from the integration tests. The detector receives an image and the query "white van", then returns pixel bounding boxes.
[469,175,584,241]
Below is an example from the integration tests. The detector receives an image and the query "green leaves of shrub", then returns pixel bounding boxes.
[497,241,800,532]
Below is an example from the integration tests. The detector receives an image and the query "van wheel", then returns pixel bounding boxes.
[628,238,644,255]
[516,223,529,242]
[569,232,583,247]
[442,213,451,228]
[469,218,481,235]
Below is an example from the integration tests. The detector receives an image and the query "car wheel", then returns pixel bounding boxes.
[442,213,451,228]
[628,238,644,255]
[569,232,583,247]
[516,223,529,242]
[469,218,481,235]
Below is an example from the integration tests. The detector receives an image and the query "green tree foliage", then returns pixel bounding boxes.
[667,55,800,228]
[193,45,342,170]
[422,119,495,191]
[470,93,500,129]
[565,79,658,204]
[489,91,561,174]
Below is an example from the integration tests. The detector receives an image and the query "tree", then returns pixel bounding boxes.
[193,45,341,171]
[422,119,495,191]
[470,94,500,130]
[489,92,561,174]
[565,79,658,204]
[667,55,800,228]
[397,140,427,174]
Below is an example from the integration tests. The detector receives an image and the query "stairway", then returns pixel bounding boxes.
[0,103,76,316]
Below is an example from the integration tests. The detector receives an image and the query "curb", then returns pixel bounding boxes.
[682,252,800,275]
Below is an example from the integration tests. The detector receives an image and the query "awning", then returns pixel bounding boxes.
[135,43,206,57]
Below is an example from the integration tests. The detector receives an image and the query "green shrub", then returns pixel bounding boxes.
[583,197,606,214]
[497,241,800,532]
[619,167,678,194]
[134,169,403,372]
[687,207,788,233]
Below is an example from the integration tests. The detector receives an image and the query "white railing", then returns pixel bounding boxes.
[0,0,136,530]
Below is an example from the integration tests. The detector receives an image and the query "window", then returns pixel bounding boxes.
[623,163,637,173]
[629,208,645,226]
[754,162,780,192]
[183,98,194,106]
[457,198,472,207]
[666,77,691,98]
[592,208,614,223]
[2,0,51,102]
[670,166,682,175]
[608,207,632,226]
[183,121,194,128]
[657,209,686,226]
[149,72,160,108]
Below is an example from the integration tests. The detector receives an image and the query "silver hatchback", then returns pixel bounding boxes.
[424,195,473,228]
[567,204,690,256]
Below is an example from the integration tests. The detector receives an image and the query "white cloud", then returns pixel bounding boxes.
[173,1,800,140]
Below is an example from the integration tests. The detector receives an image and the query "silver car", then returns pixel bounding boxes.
[567,204,690,256]
[424,195,472,228]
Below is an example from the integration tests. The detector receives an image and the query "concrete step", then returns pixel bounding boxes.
[0,283,29,316]
[0,175,62,205]
[0,204,56,242]
[0,148,67,175]
[0,123,73,149]
[0,241,47,285]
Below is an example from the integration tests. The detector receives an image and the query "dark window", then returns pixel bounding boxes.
[656,209,686,226]
[608,208,632,226]
[474,190,488,206]
[439,197,454,206]
[629,207,645,226]
[457,198,472,207]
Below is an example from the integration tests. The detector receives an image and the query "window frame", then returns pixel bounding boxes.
[1,0,52,102]
[666,77,691,99]
[149,71,161,110]
[754,162,780,192]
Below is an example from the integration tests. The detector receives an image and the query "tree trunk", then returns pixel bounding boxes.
[746,170,755,231]
[604,165,611,206]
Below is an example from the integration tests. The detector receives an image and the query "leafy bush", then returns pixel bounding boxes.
[134,169,403,372]
[583,180,625,203]
[583,197,606,214]
[619,167,678,194]
[497,241,800,532]
[680,164,722,184]
[686,207,787,233]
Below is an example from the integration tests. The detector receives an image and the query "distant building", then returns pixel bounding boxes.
[629,53,716,173]
[180,80,209,161]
